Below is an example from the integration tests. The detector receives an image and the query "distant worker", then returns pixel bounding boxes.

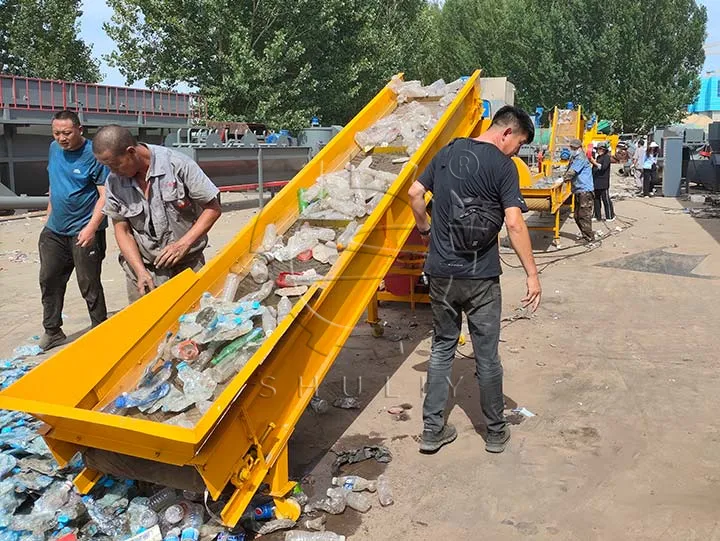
[408,106,541,455]
[590,142,615,221]
[563,139,595,243]
[38,110,109,351]
[92,125,222,303]
[642,141,660,197]
[632,138,646,193]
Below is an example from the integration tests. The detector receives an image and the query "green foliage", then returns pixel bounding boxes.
[104,0,707,132]
[0,0,101,82]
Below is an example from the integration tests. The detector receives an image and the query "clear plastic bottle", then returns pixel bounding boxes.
[164,527,182,541]
[345,491,372,512]
[179,504,204,541]
[262,306,277,337]
[170,341,199,361]
[309,396,329,414]
[261,224,278,252]
[127,497,159,533]
[331,475,377,492]
[177,363,217,403]
[336,221,359,251]
[206,350,252,384]
[250,258,269,283]
[164,501,190,525]
[277,296,292,323]
[221,273,241,303]
[284,532,346,541]
[376,474,394,506]
[147,487,179,512]
[239,280,274,304]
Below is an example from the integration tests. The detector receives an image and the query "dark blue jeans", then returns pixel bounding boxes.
[423,276,506,434]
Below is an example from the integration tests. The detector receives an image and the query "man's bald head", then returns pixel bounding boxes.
[93,125,146,178]
[93,125,137,157]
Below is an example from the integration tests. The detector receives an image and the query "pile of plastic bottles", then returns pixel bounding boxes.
[103,221,366,425]
[299,157,397,222]
[354,77,466,154]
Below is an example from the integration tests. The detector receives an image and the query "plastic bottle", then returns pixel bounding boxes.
[114,381,171,409]
[164,501,190,525]
[277,296,292,323]
[211,328,263,366]
[284,532,346,541]
[147,487,179,512]
[261,224,278,252]
[239,280,274,304]
[164,527,181,541]
[376,474,394,506]
[250,258,269,284]
[290,484,308,506]
[336,221,359,251]
[177,363,217,403]
[221,273,241,303]
[81,495,129,536]
[56,491,86,523]
[345,491,372,512]
[127,497,159,533]
[262,306,277,337]
[254,502,275,520]
[206,351,252,384]
[179,504,204,541]
[331,475,377,492]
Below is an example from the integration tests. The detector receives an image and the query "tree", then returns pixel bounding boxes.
[104,0,436,131]
[0,0,101,82]
[436,0,707,132]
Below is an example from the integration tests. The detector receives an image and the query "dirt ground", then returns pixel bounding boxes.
[2,171,720,540]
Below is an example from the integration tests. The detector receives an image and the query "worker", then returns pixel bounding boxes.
[563,138,595,243]
[92,125,222,303]
[632,138,646,193]
[408,106,541,455]
[590,142,615,221]
[38,110,109,351]
[642,141,660,197]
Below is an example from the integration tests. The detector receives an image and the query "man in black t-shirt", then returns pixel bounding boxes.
[408,106,541,454]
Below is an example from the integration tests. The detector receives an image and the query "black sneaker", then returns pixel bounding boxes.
[419,423,457,453]
[485,426,510,453]
[38,330,66,351]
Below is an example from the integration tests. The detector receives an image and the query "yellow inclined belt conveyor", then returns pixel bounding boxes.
[0,71,486,525]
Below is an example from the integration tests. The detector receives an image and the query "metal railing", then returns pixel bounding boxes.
[0,74,205,119]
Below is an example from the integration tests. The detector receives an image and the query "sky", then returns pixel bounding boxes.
[80,0,720,89]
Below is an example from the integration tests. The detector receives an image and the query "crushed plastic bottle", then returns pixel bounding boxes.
[221,273,241,303]
[301,515,326,531]
[82,495,129,536]
[284,531,346,541]
[376,474,394,506]
[0,454,16,478]
[115,381,171,410]
[307,488,345,515]
[33,480,72,514]
[331,475,377,492]
[336,221,359,251]
[177,363,217,404]
[239,280,274,304]
[56,491,86,523]
[345,491,372,512]
[261,224,278,252]
[10,511,56,534]
[250,258,269,284]
[206,350,252,384]
[309,396,329,414]
[277,296,292,324]
[13,344,43,357]
[262,306,277,337]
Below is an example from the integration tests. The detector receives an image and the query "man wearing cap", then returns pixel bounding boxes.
[563,138,595,243]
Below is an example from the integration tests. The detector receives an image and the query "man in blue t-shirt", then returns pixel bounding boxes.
[38,110,109,350]
[408,106,541,455]
[563,138,595,243]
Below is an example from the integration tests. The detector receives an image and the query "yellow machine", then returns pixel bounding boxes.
[0,72,487,525]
